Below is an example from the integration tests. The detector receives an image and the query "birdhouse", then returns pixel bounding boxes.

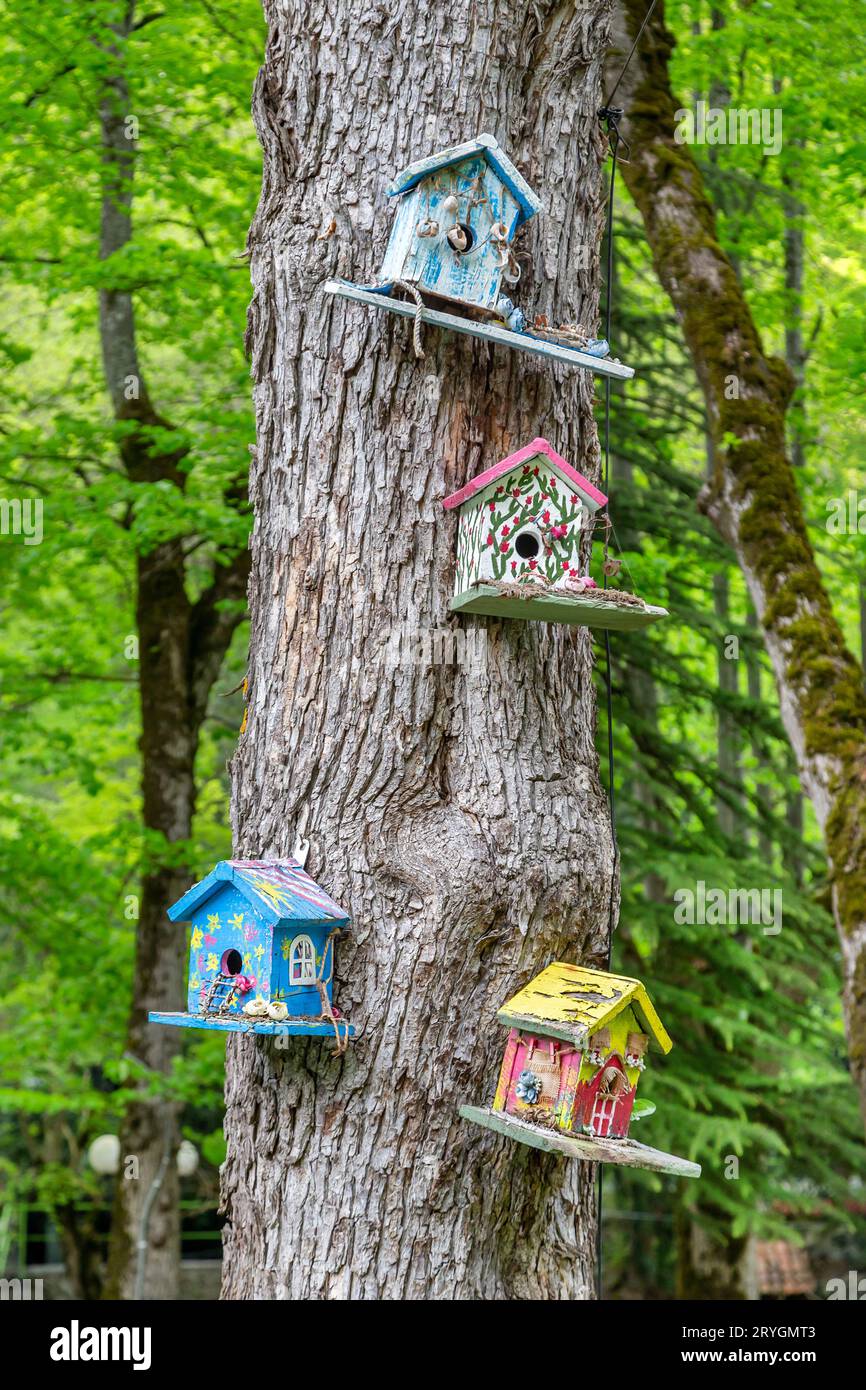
[378,132,540,318]
[460,962,700,1178]
[325,135,635,379]
[443,438,669,630]
[148,859,354,1048]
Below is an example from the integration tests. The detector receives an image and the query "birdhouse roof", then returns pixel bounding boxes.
[442,438,608,513]
[167,859,350,928]
[387,133,542,228]
[497,962,672,1053]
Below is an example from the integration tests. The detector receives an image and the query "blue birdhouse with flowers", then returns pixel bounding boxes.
[149,859,354,1047]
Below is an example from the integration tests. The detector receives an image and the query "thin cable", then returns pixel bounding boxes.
[593,0,659,1306]
[600,111,621,969]
[595,97,627,1310]
[604,0,659,109]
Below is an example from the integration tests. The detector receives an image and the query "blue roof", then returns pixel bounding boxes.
[167,859,350,928]
[387,133,541,227]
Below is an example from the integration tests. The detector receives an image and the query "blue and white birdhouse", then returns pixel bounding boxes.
[378,132,540,319]
[325,133,636,379]
[148,859,354,1046]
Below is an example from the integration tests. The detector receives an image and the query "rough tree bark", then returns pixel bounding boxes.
[222,0,619,1299]
[97,4,249,1300]
[608,0,866,1132]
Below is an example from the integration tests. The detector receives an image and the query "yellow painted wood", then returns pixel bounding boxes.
[497,962,672,1053]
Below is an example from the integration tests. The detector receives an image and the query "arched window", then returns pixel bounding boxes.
[290,935,316,985]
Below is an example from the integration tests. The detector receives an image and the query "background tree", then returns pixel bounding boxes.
[0,0,259,1298]
[221,0,619,1299]
[607,0,866,1134]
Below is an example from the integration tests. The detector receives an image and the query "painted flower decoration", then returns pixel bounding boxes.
[515,1069,542,1105]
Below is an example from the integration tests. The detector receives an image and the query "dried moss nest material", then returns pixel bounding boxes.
[478,579,648,609]
[518,1108,561,1132]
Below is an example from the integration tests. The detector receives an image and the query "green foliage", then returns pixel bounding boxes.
[0,0,262,1230]
[0,0,863,1299]
[598,0,866,1295]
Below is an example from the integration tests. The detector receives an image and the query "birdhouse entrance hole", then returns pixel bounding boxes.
[514,529,541,560]
[220,948,243,976]
[450,222,475,253]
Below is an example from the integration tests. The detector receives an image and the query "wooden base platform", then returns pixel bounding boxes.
[459,1105,701,1178]
[324,280,635,380]
[149,1010,355,1039]
[451,586,669,631]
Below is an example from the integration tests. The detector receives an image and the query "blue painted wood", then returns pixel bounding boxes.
[167,857,349,926]
[149,1011,356,1038]
[183,881,271,1016]
[381,154,522,311]
[386,134,541,225]
[325,281,636,380]
[159,859,352,1034]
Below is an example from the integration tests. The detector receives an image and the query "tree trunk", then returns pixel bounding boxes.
[608,0,866,1132]
[222,0,617,1300]
[98,4,249,1299]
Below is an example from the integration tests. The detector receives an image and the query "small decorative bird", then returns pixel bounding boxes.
[266,1000,289,1022]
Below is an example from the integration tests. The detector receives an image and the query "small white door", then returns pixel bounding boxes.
[590,1092,616,1137]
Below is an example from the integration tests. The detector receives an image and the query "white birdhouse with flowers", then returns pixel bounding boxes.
[442,438,669,630]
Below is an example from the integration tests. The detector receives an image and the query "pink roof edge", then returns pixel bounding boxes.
[442,438,608,512]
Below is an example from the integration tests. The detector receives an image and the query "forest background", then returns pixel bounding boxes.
[0,0,864,1298]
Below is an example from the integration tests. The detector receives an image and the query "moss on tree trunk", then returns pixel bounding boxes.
[607,0,866,1130]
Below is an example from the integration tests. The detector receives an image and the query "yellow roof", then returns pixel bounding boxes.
[497,962,672,1053]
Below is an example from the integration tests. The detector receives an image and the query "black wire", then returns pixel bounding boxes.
[604,0,659,109]
[593,0,658,1304]
[600,115,620,970]
[595,72,631,1313]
